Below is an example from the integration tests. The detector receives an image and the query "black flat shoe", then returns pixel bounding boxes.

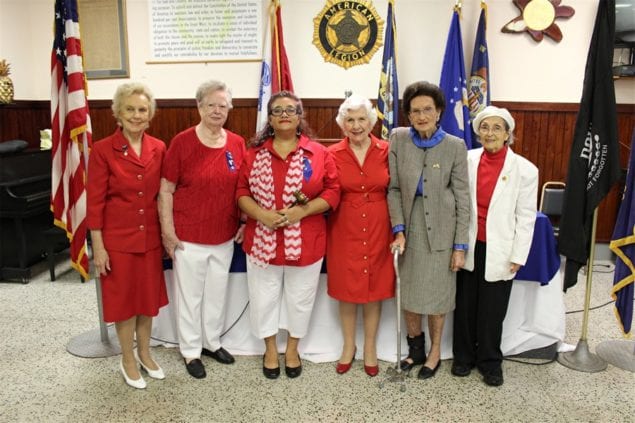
[417,360,441,380]
[285,363,302,378]
[400,358,424,372]
[262,355,280,379]
[184,358,206,379]
[202,347,235,364]
[482,369,504,386]
[284,355,302,378]
[451,362,473,377]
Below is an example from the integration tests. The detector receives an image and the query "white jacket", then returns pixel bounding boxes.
[463,147,538,282]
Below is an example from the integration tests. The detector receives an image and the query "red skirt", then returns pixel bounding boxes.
[100,247,168,322]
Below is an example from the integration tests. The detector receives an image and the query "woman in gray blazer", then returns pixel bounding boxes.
[451,106,538,387]
[388,81,470,380]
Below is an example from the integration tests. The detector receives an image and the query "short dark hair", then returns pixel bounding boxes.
[402,81,446,117]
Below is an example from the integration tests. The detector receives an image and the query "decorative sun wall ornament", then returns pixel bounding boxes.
[502,0,575,43]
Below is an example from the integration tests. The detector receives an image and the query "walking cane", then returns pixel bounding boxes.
[379,248,408,392]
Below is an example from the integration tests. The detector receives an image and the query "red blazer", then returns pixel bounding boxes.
[87,129,166,253]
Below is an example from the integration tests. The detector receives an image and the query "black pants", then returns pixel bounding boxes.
[453,241,513,373]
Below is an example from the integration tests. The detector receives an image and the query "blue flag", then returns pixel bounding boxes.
[439,7,472,149]
[468,3,489,149]
[609,130,634,336]
[377,0,398,140]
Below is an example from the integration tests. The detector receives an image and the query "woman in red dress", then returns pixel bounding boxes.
[87,83,168,389]
[326,95,395,377]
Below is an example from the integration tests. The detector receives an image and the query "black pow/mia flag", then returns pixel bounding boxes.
[558,0,621,291]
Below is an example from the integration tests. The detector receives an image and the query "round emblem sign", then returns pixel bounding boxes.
[312,0,384,70]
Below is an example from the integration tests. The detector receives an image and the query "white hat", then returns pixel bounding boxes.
[473,106,515,134]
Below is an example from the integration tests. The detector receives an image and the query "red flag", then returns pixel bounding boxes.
[271,0,294,93]
[51,0,92,280]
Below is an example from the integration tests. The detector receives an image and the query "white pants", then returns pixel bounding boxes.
[246,256,323,339]
[174,240,233,359]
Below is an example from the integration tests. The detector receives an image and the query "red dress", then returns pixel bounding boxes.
[87,130,168,322]
[326,136,395,303]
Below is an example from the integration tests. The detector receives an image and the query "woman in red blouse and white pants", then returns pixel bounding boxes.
[159,80,246,379]
[237,91,340,379]
[87,83,168,389]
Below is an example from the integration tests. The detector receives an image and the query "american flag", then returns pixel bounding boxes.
[51,0,92,280]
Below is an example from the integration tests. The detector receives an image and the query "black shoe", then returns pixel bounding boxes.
[400,333,426,371]
[202,347,235,364]
[417,360,441,380]
[285,362,302,378]
[262,355,280,379]
[482,369,504,387]
[284,353,302,378]
[451,362,473,377]
[184,358,206,379]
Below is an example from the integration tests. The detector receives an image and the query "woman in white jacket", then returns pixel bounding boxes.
[451,106,538,387]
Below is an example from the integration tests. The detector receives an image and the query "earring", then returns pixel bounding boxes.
[296,128,302,136]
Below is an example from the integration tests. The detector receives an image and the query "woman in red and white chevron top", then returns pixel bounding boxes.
[237,91,340,380]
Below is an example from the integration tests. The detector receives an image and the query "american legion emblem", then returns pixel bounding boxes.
[312,0,384,70]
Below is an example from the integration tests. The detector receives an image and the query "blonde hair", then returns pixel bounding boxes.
[111,82,157,120]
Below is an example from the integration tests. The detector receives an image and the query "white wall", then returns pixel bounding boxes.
[1,0,633,103]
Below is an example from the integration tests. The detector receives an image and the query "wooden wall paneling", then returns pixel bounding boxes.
[544,111,564,183]
[0,101,50,146]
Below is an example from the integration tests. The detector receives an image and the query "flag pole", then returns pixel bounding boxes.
[557,209,607,372]
[66,274,121,358]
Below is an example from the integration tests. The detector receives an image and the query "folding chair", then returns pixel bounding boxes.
[539,181,566,238]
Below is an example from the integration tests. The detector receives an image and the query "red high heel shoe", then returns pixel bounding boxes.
[336,347,357,374]
[364,364,379,377]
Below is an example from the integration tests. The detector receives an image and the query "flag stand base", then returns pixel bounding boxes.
[557,339,607,372]
[596,340,635,372]
[66,326,121,358]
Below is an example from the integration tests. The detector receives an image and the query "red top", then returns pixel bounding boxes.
[162,127,246,245]
[236,135,340,266]
[477,146,508,242]
[87,129,165,253]
[326,136,395,303]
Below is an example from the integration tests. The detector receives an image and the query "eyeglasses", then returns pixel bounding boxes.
[271,106,299,117]
[478,124,506,135]
[202,103,229,112]
[409,107,436,117]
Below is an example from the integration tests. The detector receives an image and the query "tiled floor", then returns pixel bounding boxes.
[0,257,632,422]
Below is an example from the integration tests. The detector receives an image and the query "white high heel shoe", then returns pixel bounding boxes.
[134,350,165,380]
[120,358,146,389]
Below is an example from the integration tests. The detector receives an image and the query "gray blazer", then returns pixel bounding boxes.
[387,127,470,250]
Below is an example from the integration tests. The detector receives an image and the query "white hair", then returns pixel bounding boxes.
[335,95,378,128]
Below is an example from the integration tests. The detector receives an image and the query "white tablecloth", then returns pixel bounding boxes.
[152,269,565,363]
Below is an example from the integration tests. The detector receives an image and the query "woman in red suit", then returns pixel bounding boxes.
[87,83,168,389]
[326,95,394,377]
